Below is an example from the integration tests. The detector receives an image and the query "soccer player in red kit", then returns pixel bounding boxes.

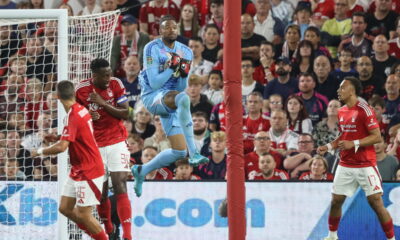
[317,77,395,240]
[76,59,132,240]
[31,80,108,240]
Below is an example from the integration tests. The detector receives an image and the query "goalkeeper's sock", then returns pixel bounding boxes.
[141,149,187,176]
[77,223,94,237]
[328,215,340,232]
[117,193,132,240]
[175,92,197,157]
[381,218,394,239]
[96,198,113,234]
[92,229,108,240]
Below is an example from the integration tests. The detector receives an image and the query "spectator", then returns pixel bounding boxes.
[241,13,267,60]
[285,94,313,134]
[249,152,289,180]
[241,58,264,105]
[46,91,57,128]
[202,24,222,63]
[111,14,150,77]
[296,72,329,125]
[29,0,44,9]
[292,1,316,38]
[304,26,331,58]
[187,74,213,117]
[383,74,400,124]
[0,74,24,127]
[7,113,26,132]
[139,0,180,38]
[42,158,57,180]
[314,55,340,100]
[281,24,301,60]
[357,56,386,101]
[192,111,211,156]
[0,0,16,9]
[188,37,214,85]
[242,0,257,16]
[298,155,334,180]
[21,111,54,152]
[292,39,315,77]
[265,93,283,115]
[313,99,341,146]
[144,115,171,152]
[391,62,400,79]
[209,101,226,131]
[127,134,143,165]
[178,4,200,38]
[117,0,141,18]
[254,41,276,85]
[263,56,299,103]
[331,48,358,84]
[321,0,352,58]
[375,138,399,180]
[0,25,21,74]
[271,0,294,26]
[173,158,201,180]
[207,0,224,45]
[131,104,155,140]
[346,0,365,16]
[253,0,284,45]
[58,2,74,16]
[244,131,283,179]
[268,109,299,156]
[2,158,26,180]
[141,146,173,180]
[79,0,102,15]
[43,20,58,55]
[366,0,398,39]
[203,69,223,105]
[243,92,271,154]
[312,0,335,28]
[24,78,48,130]
[7,56,27,79]
[195,131,226,180]
[369,96,389,140]
[372,35,397,81]
[119,56,141,108]
[338,12,373,59]
[6,130,32,178]
[389,17,400,58]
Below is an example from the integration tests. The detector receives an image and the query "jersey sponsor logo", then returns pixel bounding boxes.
[340,116,344,122]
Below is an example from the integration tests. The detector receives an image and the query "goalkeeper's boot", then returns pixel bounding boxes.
[131,165,144,197]
[188,152,209,167]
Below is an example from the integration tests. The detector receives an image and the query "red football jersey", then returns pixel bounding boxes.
[250,169,289,180]
[388,39,400,59]
[76,77,128,147]
[338,101,379,167]
[147,168,173,180]
[299,171,334,180]
[60,103,104,181]
[244,151,283,179]
[243,115,271,154]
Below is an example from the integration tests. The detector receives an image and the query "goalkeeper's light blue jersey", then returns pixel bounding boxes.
[139,38,193,96]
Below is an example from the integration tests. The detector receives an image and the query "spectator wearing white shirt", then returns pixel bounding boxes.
[189,37,214,85]
[253,0,285,45]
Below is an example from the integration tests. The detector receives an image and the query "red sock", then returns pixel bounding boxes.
[96,198,114,234]
[77,223,93,237]
[328,216,341,231]
[381,219,394,238]
[92,229,109,240]
[117,193,132,240]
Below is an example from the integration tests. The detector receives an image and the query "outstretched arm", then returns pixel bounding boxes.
[31,140,70,157]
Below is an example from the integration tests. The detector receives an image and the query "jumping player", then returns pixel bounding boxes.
[131,15,209,197]
[32,80,108,240]
[76,59,132,240]
[317,77,395,240]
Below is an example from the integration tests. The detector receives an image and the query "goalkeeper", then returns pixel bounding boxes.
[131,15,209,197]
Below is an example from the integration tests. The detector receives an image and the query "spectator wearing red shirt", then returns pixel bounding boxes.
[298,155,334,180]
[207,0,224,46]
[388,17,400,58]
[141,146,173,180]
[253,40,276,85]
[249,152,289,180]
[369,96,389,141]
[24,78,48,130]
[284,133,316,178]
[173,158,201,180]
[312,0,335,28]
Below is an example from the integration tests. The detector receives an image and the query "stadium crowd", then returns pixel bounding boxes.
[1,0,400,182]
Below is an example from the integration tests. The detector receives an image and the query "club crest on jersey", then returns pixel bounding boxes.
[107,89,113,97]
[340,116,344,122]
[147,56,153,65]
[351,116,356,122]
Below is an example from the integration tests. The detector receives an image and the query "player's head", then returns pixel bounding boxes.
[159,15,178,44]
[337,76,362,103]
[90,58,112,90]
[57,80,75,101]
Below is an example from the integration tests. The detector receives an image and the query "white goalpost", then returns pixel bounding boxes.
[0,9,119,240]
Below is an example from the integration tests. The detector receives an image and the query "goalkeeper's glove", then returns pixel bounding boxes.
[179,59,191,78]
[166,52,181,71]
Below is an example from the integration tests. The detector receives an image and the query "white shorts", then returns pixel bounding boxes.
[332,165,383,197]
[62,175,104,207]
[99,141,131,174]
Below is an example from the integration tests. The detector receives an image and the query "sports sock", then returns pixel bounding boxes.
[141,149,186,176]
[328,215,341,232]
[117,193,132,240]
[96,198,113,234]
[175,92,197,157]
[381,218,394,239]
[77,223,93,237]
[92,229,108,240]
[327,231,338,239]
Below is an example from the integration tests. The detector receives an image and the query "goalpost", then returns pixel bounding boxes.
[0,9,119,240]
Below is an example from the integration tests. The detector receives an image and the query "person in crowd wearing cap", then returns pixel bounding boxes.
[111,14,150,78]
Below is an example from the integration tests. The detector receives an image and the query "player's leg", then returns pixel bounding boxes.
[367,193,395,240]
[96,176,114,235]
[325,193,346,240]
[75,205,108,240]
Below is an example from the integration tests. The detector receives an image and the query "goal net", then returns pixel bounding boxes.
[0,10,119,240]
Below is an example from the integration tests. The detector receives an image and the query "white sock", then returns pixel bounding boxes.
[387,237,395,240]
[328,231,338,239]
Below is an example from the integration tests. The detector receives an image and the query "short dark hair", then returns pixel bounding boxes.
[352,11,366,22]
[260,40,275,53]
[189,36,203,44]
[204,23,220,33]
[344,76,362,96]
[210,0,223,5]
[160,14,177,26]
[305,26,320,38]
[57,80,75,100]
[241,57,254,67]
[368,95,385,108]
[209,69,223,80]
[90,58,109,73]
[298,72,316,83]
[142,145,158,153]
[339,48,353,57]
[192,111,209,121]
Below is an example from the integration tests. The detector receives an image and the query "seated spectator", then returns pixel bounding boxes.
[383,74,400,125]
[243,92,271,154]
[249,152,289,180]
[387,128,400,158]
[369,96,388,140]
[203,70,223,105]
[188,37,214,85]
[117,0,141,18]
[285,94,312,134]
[178,4,200,38]
[21,111,53,152]
[366,0,398,39]
[241,58,264,105]
[304,26,331,58]
[291,39,315,77]
[8,56,27,78]
[58,2,74,16]
[207,0,224,46]
[292,2,316,38]
[313,99,341,147]
[111,15,150,78]
[241,13,267,60]
[332,48,358,84]
[131,104,155,140]
[264,93,283,116]
[0,25,20,75]
[127,134,143,165]
[245,131,283,179]
[375,138,399,181]
[312,0,335,28]
[141,146,173,180]
[24,78,48,130]
[0,75,25,128]
[6,130,32,178]
[357,56,386,101]
[79,0,103,15]
[0,0,16,9]
[389,17,400,58]
[1,158,26,180]
[267,109,299,156]
[7,113,27,132]
[195,131,226,180]
[253,41,276,85]
[120,56,141,108]
[280,24,301,60]
[187,74,213,117]
[192,111,211,156]
[173,158,201,180]
[202,24,222,63]
[372,35,397,81]
[298,155,333,180]
[29,0,44,9]
[283,133,316,178]
[43,20,58,55]
[144,115,171,152]
[314,55,340,100]
[45,91,57,128]
[253,0,284,45]
[42,157,57,180]
[271,0,294,26]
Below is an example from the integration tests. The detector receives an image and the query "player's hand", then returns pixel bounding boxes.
[179,58,191,78]
[338,140,354,150]
[30,149,39,158]
[89,110,100,121]
[43,133,59,143]
[166,52,181,71]
[317,145,328,155]
[89,92,106,107]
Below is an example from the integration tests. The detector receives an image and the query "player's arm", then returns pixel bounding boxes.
[90,92,129,120]
[31,140,70,157]
[337,127,381,150]
[317,133,342,155]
